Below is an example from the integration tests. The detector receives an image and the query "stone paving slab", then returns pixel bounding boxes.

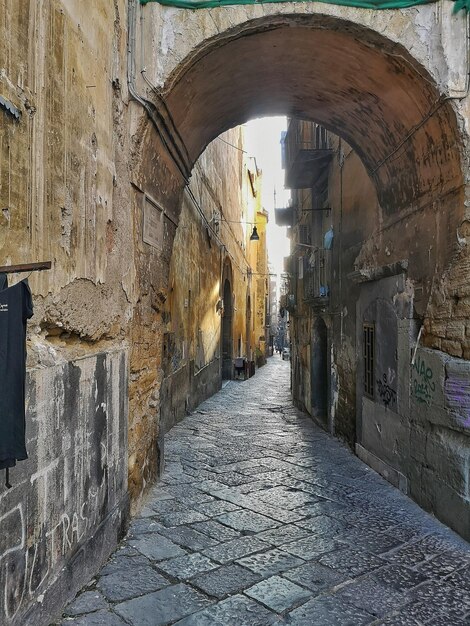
[201,535,269,564]
[244,575,311,613]
[113,584,212,626]
[64,592,109,617]
[97,564,170,602]
[172,594,278,625]
[215,509,279,533]
[190,563,262,598]
[287,594,374,625]
[282,560,349,592]
[189,520,241,542]
[129,535,187,561]
[61,611,129,626]
[156,525,219,550]
[236,547,305,578]
[333,579,410,618]
[59,358,470,626]
[155,553,218,579]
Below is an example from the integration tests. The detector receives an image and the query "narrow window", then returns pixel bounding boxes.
[363,323,375,398]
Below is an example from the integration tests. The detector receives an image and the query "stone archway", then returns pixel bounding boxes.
[129,5,468,504]
[142,12,466,308]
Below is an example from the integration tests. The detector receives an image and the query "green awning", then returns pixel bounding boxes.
[141,0,465,12]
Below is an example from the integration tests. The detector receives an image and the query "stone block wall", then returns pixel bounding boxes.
[423,241,470,359]
[407,347,470,539]
[0,349,129,626]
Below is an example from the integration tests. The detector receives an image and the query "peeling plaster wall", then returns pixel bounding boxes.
[1,0,134,307]
[0,2,132,624]
[141,1,468,99]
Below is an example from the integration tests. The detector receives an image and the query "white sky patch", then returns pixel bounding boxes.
[243,117,290,280]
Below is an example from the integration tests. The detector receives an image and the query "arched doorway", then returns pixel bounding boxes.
[222,278,233,380]
[311,317,328,425]
[246,291,252,362]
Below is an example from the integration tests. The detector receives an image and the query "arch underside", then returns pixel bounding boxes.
[163,15,463,213]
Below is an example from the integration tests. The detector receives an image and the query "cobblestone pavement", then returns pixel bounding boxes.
[59,357,470,626]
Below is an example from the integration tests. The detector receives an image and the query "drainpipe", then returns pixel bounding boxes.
[127,0,190,182]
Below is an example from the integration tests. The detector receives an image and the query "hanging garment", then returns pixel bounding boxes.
[324,227,334,250]
[0,273,7,291]
[0,275,34,483]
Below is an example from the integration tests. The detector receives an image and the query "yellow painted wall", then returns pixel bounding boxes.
[161,127,269,428]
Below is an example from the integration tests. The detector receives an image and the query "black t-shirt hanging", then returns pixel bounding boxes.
[0,274,34,471]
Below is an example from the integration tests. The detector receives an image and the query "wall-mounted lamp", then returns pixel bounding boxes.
[250,226,260,241]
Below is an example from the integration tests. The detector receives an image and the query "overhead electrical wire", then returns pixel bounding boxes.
[184,186,253,279]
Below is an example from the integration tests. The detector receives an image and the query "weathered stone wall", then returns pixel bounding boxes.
[0,350,129,626]
[329,141,383,443]
[408,348,470,538]
[359,345,470,540]
[288,129,470,540]
[2,0,470,622]
[289,138,381,438]
[142,1,468,101]
[0,3,133,623]
[160,128,268,431]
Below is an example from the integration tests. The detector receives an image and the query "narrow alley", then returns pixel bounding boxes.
[59,358,470,626]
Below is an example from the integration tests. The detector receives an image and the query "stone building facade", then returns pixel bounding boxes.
[2,0,470,623]
[1,4,133,625]
[280,117,470,542]
[160,129,270,433]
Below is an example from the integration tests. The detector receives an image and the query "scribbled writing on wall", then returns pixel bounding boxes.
[0,350,128,625]
[376,372,397,407]
[411,355,436,405]
[0,453,109,622]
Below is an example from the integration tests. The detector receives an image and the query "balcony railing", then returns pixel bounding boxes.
[284,120,334,190]
[283,255,296,274]
[303,248,331,306]
[274,206,294,227]
[280,292,296,313]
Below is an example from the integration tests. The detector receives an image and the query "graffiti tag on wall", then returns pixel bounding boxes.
[412,355,435,405]
[0,456,109,622]
[376,372,397,407]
